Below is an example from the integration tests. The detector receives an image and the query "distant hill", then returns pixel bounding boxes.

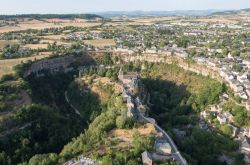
[96,8,250,18]
[0,14,103,20]
[95,10,222,18]
[212,8,250,16]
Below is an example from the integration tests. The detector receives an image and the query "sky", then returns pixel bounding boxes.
[1,0,250,14]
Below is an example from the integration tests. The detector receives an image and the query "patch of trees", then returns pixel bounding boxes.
[79,66,119,81]
[21,36,40,44]
[181,128,239,165]
[232,64,243,72]
[188,80,223,111]
[0,44,35,59]
[95,52,113,65]
[223,102,250,127]
[0,103,83,164]
[67,81,101,121]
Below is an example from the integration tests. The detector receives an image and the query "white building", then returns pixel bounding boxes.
[155,141,172,156]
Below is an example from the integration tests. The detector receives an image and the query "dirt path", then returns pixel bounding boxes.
[0,122,31,138]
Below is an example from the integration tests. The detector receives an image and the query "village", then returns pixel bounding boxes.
[118,69,187,165]
[20,19,250,164]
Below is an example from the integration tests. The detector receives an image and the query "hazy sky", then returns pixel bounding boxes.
[1,0,250,14]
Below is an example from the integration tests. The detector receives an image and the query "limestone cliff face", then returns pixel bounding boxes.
[116,52,222,82]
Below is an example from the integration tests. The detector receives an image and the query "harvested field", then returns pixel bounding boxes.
[0,40,19,49]
[44,18,88,23]
[0,19,102,33]
[41,34,65,40]
[0,53,51,77]
[111,123,156,142]
[23,44,48,49]
[83,39,116,47]
[40,39,56,44]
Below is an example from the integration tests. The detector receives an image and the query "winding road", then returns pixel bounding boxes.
[64,91,81,116]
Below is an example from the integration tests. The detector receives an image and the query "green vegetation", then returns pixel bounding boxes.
[232,64,243,72]
[27,75,151,164]
[0,73,84,164]
[0,44,35,59]
[123,62,241,164]
[188,80,223,111]
[0,60,87,164]
[223,102,250,127]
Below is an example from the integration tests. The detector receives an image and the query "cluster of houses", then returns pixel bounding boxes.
[200,103,250,163]
[66,32,102,40]
[195,55,250,108]
[113,45,188,59]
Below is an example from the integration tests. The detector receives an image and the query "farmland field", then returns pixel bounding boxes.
[0,19,102,33]
[0,40,19,49]
[0,53,51,77]
[83,39,116,47]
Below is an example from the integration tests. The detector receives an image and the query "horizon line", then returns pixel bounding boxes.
[0,8,248,16]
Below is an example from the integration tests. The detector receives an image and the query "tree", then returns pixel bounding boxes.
[221,125,232,136]
[0,152,11,165]
[232,64,242,72]
[28,153,59,165]
[116,116,126,129]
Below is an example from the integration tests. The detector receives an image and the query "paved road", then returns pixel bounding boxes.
[122,83,188,165]
[0,122,31,138]
[139,113,187,165]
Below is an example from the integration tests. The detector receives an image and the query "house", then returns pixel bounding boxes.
[210,105,222,112]
[173,129,186,139]
[243,59,250,68]
[232,84,244,93]
[145,48,157,54]
[199,120,209,130]
[194,57,206,64]
[118,69,139,92]
[242,128,250,137]
[174,49,188,59]
[237,91,248,100]
[229,124,239,137]
[223,111,234,122]
[121,90,129,101]
[217,111,233,124]
[222,93,229,99]
[155,141,172,156]
[114,47,134,54]
[245,81,250,89]
[217,114,227,124]
[241,138,250,153]
[200,111,210,119]
[141,151,153,165]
